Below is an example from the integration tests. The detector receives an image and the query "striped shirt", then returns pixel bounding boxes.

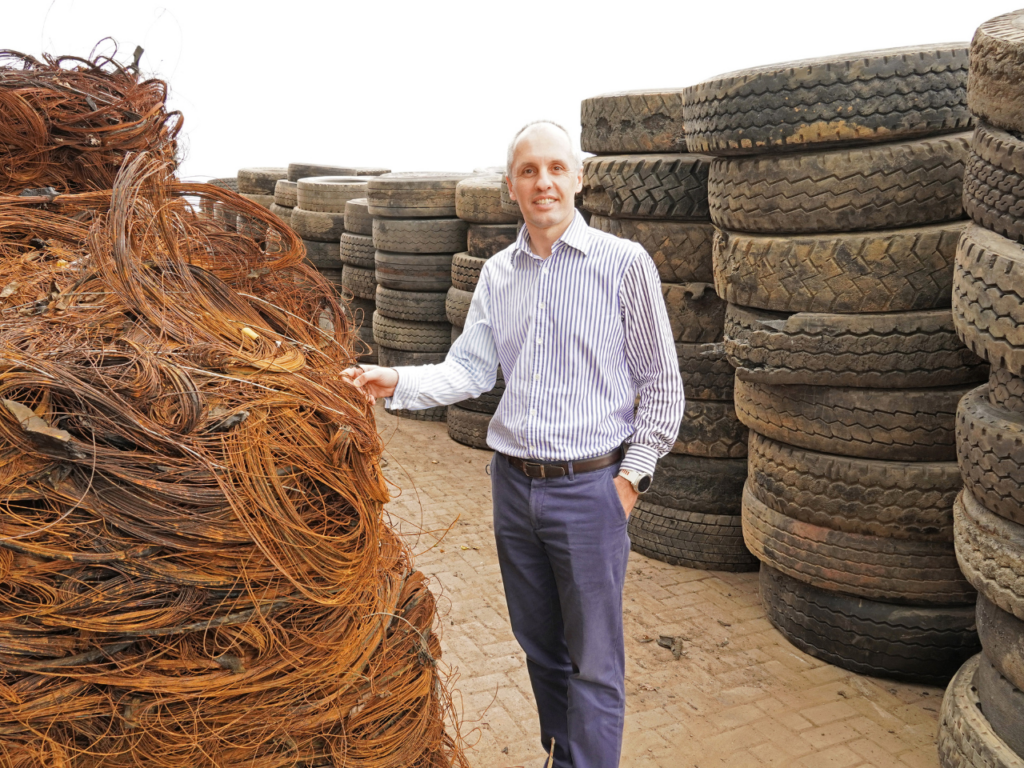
[386,211,685,477]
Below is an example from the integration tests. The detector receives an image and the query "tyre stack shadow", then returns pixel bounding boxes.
[367,172,476,422]
[445,173,518,449]
[938,11,1024,766]
[684,44,987,685]
[579,91,758,572]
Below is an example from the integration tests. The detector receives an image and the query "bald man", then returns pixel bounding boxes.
[345,121,684,768]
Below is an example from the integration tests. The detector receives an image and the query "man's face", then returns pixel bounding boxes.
[507,125,583,232]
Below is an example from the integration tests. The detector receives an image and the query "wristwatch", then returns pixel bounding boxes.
[618,468,652,494]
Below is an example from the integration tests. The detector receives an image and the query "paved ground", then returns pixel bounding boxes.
[376,404,945,768]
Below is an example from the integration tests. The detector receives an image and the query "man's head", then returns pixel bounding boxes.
[505,120,583,234]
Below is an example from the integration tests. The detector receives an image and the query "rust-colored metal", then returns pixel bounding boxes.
[0,48,467,768]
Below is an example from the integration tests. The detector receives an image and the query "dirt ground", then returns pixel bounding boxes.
[376,404,944,768]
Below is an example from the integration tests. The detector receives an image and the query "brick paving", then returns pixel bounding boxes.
[376,404,944,768]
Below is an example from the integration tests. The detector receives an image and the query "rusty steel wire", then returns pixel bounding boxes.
[0,48,468,768]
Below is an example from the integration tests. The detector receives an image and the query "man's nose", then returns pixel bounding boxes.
[535,168,554,188]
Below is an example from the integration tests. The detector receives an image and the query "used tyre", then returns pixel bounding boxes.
[645,452,747,512]
[372,312,451,352]
[581,88,686,154]
[957,384,1024,526]
[590,216,715,283]
[456,176,518,224]
[672,399,747,459]
[374,251,453,292]
[341,264,376,300]
[367,172,476,218]
[458,367,505,415]
[676,342,734,401]
[974,655,1024,759]
[303,240,341,270]
[582,154,711,220]
[274,180,297,208]
[662,283,725,344]
[989,367,1024,413]
[340,233,375,268]
[238,167,287,194]
[287,163,389,182]
[372,218,467,254]
[468,223,517,258]
[378,346,447,367]
[968,10,1024,135]
[964,122,1024,243]
[374,286,448,323]
[954,486,1024,622]
[447,405,492,450]
[344,198,373,236]
[291,208,346,243]
[385,404,447,422]
[976,593,1024,694]
[446,286,473,327]
[628,499,758,572]
[452,252,488,291]
[296,176,373,213]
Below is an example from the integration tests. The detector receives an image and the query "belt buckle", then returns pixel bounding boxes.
[523,461,546,479]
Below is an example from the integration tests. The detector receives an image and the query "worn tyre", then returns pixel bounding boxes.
[374,251,453,292]
[977,593,1024,694]
[367,172,476,218]
[581,89,687,154]
[628,499,758,572]
[713,223,964,313]
[372,218,467,254]
[451,252,487,291]
[724,304,986,389]
[974,654,1024,759]
[709,134,970,233]
[964,122,1024,243]
[645,453,747,513]
[957,385,1024,527]
[291,208,346,243]
[296,176,372,213]
[968,10,1024,135]
[662,283,725,344]
[590,216,714,283]
[748,431,960,542]
[341,265,376,301]
[683,45,971,156]
[372,312,451,353]
[445,286,473,327]
[938,655,1024,768]
[447,405,492,450]
[676,342,734,401]
[468,223,517,258]
[288,163,389,182]
[237,167,287,194]
[582,154,711,220]
[374,286,448,323]
[240,192,274,210]
[743,484,974,605]
[760,566,978,686]
[456,176,518,224]
[989,367,1024,413]
[385,404,447,422]
[274,180,297,207]
[303,239,341,270]
[268,203,292,225]
[344,198,373,236]
[378,346,446,367]
[955,487,1024,622]
[954,224,1024,375]
[672,399,747,459]
[340,233,375,268]
[458,367,505,415]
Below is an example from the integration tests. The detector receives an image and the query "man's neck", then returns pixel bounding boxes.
[524,212,575,259]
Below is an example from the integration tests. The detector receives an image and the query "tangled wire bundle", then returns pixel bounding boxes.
[0,49,466,768]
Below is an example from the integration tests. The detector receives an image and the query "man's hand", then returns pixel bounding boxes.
[613,475,639,519]
[341,364,399,403]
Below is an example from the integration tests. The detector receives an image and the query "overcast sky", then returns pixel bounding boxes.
[7,1,1015,181]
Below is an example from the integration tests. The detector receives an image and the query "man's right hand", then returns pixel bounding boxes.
[341,364,399,402]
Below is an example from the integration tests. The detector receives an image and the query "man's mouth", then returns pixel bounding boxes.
[533,197,558,205]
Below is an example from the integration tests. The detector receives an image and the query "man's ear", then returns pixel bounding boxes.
[505,172,516,201]
[574,167,583,194]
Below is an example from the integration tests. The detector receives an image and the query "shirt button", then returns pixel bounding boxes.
[530,408,537,416]
[542,268,549,275]
[529,445,536,452]
[536,337,542,345]
[534,373,540,380]
[539,303,545,310]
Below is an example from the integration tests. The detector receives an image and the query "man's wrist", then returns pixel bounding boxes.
[618,468,652,494]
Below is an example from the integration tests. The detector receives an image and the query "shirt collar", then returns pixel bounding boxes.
[513,210,591,262]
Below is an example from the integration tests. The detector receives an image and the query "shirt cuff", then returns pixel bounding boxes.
[384,366,421,411]
[621,443,659,477]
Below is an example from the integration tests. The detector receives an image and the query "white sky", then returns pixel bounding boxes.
[6,0,1015,181]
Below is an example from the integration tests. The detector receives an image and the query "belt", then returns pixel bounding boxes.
[503,446,623,479]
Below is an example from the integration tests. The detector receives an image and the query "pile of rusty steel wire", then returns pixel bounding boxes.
[0,49,466,768]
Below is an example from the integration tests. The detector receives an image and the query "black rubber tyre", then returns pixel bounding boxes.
[291,208,346,243]
[954,224,1024,376]
[581,154,711,220]
[451,252,487,291]
[672,400,747,459]
[964,123,1024,243]
[207,176,239,192]
[343,296,375,329]
[287,163,389,182]
[385,404,447,422]
[372,218,467,254]
[451,325,462,343]
[590,216,714,283]
[447,405,492,450]
[367,173,476,218]
[214,201,238,231]
[747,431,960,542]
[724,304,986,389]
[274,180,297,207]
[977,593,1024,694]
[296,176,372,213]
[645,453,747,513]
[374,251,453,292]
[974,654,1024,759]
[341,265,376,301]
[378,346,446,367]
[938,655,1024,768]
[954,487,1024,622]
[989,367,1024,413]
[581,89,687,154]
[344,198,373,236]
[743,484,975,605]
[968,11,1024,135]
[268,203,292,225]
[709,134,971,234]
[458,367,504,415]
[760,566,979,687]
[683,45,971,156]
[237,167,287,194]
[374,286,448,323]
[340,233,375,268]
[957,384,1024,527]
[303,239,342,270]
[734,376,968,462]
[628,499,758,572]
[372,312,451,352]
[240,192,274,210]
[662,283,725,344]
[676,342,734,401]
[446,286,473,327]
[456,176,519,224]
[712,223,964,313]
[468,223,517,258]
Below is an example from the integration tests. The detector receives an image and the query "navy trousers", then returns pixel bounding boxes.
[490,452,631,768]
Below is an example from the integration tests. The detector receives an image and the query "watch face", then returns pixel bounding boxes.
[637,474,652,493]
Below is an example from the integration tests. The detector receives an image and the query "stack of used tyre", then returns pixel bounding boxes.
[292,176,376,289]
[270,180,296,226]
[684,45,986,684]
[342,198,379,365]
[579,90,755,573]
[367,172,475,422]
[444,174,518,449]
[938,13,1024,766]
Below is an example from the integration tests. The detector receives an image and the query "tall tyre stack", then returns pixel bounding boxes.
[939,12,1024,767]
[579,89,755,573]
[367,172,475,422]
[685,45,988,684]
[270,180,296,226]
[444,175,518,449]
[342,198,379,365]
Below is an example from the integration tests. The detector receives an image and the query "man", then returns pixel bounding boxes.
[345,121,684,768]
